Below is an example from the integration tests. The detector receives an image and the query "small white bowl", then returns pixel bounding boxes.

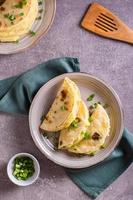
[7,153,40,186]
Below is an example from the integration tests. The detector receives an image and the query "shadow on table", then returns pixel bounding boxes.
[0,163,17,192]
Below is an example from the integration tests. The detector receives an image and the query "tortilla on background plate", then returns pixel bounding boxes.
[0,0,38,42]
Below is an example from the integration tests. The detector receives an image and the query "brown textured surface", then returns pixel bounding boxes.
[0,0,133,200]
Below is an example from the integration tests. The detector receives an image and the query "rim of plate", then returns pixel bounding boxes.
[29,72,124,168]
[0,0,56,54]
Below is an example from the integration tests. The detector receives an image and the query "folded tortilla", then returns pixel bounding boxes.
[58,100,89,149]
[40,77,81,132]
[68,104,110,154]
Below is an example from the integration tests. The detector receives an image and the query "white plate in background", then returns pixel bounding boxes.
[0,0,56,54]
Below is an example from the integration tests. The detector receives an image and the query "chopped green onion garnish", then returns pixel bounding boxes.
[14,0,27,8]
[29,30,36,36]
[87,94,95,101]
[70,119,79,129]
[39,9,43,13]
[81,131,91,140]
[94,102,98,108]
[4,14,16,21]
[103,103,109,109]
[12,156,35,181]
[89,151,96,156]
[19,12,24,16]
[38,1,42,5]
[36,16,41,20]
[4,13,9,18]
[88,116,93,123]
[60,105,66,111]
[9,15,16,21]
[14,39,19,43]
[100,144,106,149]
[97,101,101,105]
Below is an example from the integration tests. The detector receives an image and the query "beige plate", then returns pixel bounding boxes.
[0,0,56,54]
[29,73,124,169]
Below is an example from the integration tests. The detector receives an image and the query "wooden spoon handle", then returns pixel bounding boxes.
[127,30,133,44]
[122,30,133,44]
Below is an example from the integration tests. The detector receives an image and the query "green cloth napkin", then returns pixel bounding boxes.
[66,128,133,198]
[0,57,133,199]
[0,57,79,114]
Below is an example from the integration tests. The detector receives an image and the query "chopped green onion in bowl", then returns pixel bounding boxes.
[7,153,40,186]
[13,156,35,180]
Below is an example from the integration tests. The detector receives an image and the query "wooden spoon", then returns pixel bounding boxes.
[81,2,133,44]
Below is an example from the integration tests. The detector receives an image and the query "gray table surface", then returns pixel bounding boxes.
[0,0,133,200]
